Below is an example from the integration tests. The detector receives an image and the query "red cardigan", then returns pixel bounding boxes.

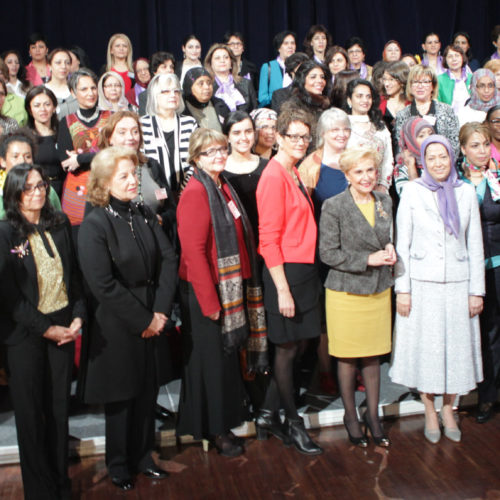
[177,176,250,316]
[256,158,317,268]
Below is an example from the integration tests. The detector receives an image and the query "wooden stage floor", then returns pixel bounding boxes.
[1,408,500,499]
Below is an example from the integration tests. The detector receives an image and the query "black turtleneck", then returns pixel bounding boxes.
[109,195,132,219]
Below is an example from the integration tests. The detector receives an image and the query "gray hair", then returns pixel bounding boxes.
[316,107,351,148]
[146,73,185,116]
[68,67,98,93]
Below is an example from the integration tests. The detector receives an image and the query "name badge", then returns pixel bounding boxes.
[155,188,168,200]
[422,115,437,127]
[227,200,241,219]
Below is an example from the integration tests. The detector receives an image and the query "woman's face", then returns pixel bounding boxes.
[454,35,470,54]
[348,84,372,115]
[345,157,377,196]
[156,59,175,75]
[410,74,434,103]
[476,76,495,103]
[384,43,401,62]
[227,36,244,58]
[29,40,48,62]
[110,37,129,61]
[211,49,232,74]
[0,141,33,171]
[29,93,55,126]
[103,75,122,103]
[324,122,351,153]
[191,75,213,103]
[488,109,500,142]
[278,35,296,60]
[109,117,141,151]
[256,118,277,149]
[20,170,46,217]
[4,53,20,78]
[196,141,228,177]
[347,44,364,66]
[304,67,326,95]
[183,39,201,62]
[50,51,71,81]
[424,143,451,182]
[329,52,347,75]
[382,72,401,97]
[311,32,327,55]
[445,48,463,72]
[73,76,98,109]
[278,121,310,162]
[422,35,441,56]
[135,60,151,85]
[228,118,255,155]
[108,158,138,202]
[402,55,416,68]
[156,81,181,114]
[461,132,491,167]
[69,52,80,73]
[415,127,433,147]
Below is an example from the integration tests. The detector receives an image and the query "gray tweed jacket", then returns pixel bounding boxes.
[319,189,394,294]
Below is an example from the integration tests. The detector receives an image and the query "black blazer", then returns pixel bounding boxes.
[78,203,177,403]
[0,215,85,346]
[239,59,258,91]
[212,77,257,113]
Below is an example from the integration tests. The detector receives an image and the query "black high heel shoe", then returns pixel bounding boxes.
[284,417,323,455]
[343,416,369,447]
[255,409,291,445]
[363,413,390,447]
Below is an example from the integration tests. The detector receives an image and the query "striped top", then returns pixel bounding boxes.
[140,114,197,193]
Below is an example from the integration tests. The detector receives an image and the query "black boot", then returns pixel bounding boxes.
[285,417,323,455]
[255,409,291,445]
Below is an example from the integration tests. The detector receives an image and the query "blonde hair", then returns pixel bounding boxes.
[87,146,138,206]
[204,43,241,83]
[406,64,438,101]
[106,33,133,72]
[459,121,491,147]
[188,128,228,167]
[339,146,381,174]
[484,59,500,74]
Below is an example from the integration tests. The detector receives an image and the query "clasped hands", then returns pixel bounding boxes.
[367,243,397,267]
[141,312,168,338]
[43,317,83,346]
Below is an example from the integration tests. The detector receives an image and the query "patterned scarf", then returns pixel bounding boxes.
[468,69,500,112]
[462,157,500,202]
[193,168,268,371]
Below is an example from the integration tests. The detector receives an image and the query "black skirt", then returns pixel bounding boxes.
[176,281,248,439]
[263,263,321,344]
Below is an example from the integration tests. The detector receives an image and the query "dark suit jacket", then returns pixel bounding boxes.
[271,86,292,113]
[319,189,394,295]
[0,215,85,346]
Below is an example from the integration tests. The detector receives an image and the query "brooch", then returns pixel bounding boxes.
[376,201,389,219]
[11,240,29,259]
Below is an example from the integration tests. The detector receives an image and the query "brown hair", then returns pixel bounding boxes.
[442,44,468,69]
[187,127,228,167]
[204,43,241,83]
[276,106,313,136]
[406,64,438,101]
[459,121,491,147]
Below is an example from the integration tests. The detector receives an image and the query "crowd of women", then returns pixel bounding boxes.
[0,23,500,497]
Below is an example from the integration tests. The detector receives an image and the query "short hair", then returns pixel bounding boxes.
[106,33,133,73]
[276,106,314,136]
[406,64,438,101]
[146,73,185,116]
[87,147,139,206]
[345,37,366,54]
[486,104,500,122]
[459,121,491,147]
[222,110,254,136]
[98,110,148,163]
[491,25,500,43]
[25,86,58,134]
[382,40,402,62]
[303,25,332,58]
[150,51,176,75]
[223,31,245,45]
[316,108,351,148]
[204,43,241,82]
[188,127,228,167]
[273,31,297,53]
[442,44,468,69]
[484,59,500,74]
[47,48,72,66]
[383,60,410,98]
[27,33,48,49]
[325,46,349,70]
[69,68,98,92]
[284,52,309,77]
[0,129,36,160]
[339,146,381,174]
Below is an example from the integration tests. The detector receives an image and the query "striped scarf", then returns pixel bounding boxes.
[193,168,268,372]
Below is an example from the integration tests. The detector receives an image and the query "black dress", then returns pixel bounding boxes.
[34,134,66,199]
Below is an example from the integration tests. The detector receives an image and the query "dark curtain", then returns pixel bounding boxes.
[2,0,499,73]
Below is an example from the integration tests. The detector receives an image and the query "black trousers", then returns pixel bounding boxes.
[478,267,500,404]
[7,333,74,500]
[104,341,157,480]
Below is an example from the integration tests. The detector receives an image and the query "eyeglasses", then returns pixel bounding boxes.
[477,83,495,90]
[411,80,432,86]
[104,83,122,89]
[284,134,312,144]
[23,181,48,195]
[199,146,228,157]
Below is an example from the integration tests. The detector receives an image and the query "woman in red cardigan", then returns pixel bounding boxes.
[256,107,322,455]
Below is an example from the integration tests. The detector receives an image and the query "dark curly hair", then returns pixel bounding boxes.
[344,78,384,131]
[290,59,330,110]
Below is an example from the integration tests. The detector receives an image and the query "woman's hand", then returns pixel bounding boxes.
[68,317,83,336]
[62,150,80,172]
[404,151,419,180]
[396,293,411,317]
[278,289,295,318]
[368,249,395,267]
[384,243,397,265]
[141,312,168,338]
[208,310,221,321]
[469,296,483,318]
[43,325,77,346]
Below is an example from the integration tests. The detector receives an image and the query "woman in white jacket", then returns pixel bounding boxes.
[390,135,485,444]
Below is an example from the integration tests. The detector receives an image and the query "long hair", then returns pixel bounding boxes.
[3,163,64,239]
[106,33,133,72]
[1,50,31,94]
[204,43,241,83]
[25,86,59,134]
[345,78,385,131]
[291,59,330,108]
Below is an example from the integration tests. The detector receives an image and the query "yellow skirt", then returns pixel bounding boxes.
[325,288,391,358]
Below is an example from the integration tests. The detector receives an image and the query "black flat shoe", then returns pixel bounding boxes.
[142,466,169,479]
[111,477,134,491]
[155,404,174,421]
[255,409,292,446]
[476,402,494,424]
[343,416,369,448]
[363,413,390,447]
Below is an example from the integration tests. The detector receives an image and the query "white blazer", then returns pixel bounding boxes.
[395,181,485,296]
